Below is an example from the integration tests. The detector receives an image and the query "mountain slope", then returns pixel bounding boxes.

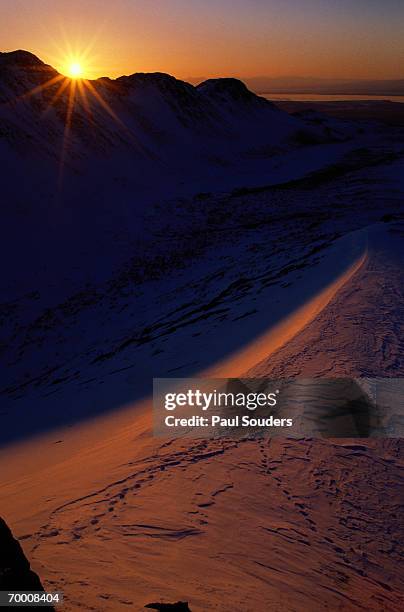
[0,48,403,612]
[1,50,342,302]
[0,515,53,606]
[0,50,313,168]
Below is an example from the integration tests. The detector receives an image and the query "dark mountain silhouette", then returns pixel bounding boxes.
[0,49,320,162]
[145,602,191,611]
[0,49,50,69]
[0,516,54,609]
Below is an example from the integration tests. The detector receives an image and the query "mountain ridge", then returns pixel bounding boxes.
[0,48,319,170]
[0,48,351,319]
[0,49,273,100]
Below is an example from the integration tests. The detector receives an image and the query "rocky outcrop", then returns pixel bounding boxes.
[0,50,48,68]
[197,77,272,106]
[145,602,191,611]
[0,516,52,597]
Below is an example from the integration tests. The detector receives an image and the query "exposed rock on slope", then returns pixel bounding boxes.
[0,516,53,608]
[145,602,191,611]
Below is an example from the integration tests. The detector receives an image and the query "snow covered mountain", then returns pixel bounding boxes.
[1,50,339,296]
[0,50,402,438]
[1,50,404,611]
[0,50,320,178]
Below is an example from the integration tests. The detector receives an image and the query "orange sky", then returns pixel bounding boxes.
[2,0,404,80]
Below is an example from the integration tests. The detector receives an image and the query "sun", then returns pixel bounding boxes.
[20,39,126,184]
[68,61,83,79]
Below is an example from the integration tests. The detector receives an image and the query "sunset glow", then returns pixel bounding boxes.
[0,0,403,609]
[1,0,403,81]
[67,61,83,79]
[15,44,124,183]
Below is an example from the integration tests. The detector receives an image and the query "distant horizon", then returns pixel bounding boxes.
[3,48,404,98]
[1,1,403,82]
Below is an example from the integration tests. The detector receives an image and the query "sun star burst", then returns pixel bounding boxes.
[68,61,83,79]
